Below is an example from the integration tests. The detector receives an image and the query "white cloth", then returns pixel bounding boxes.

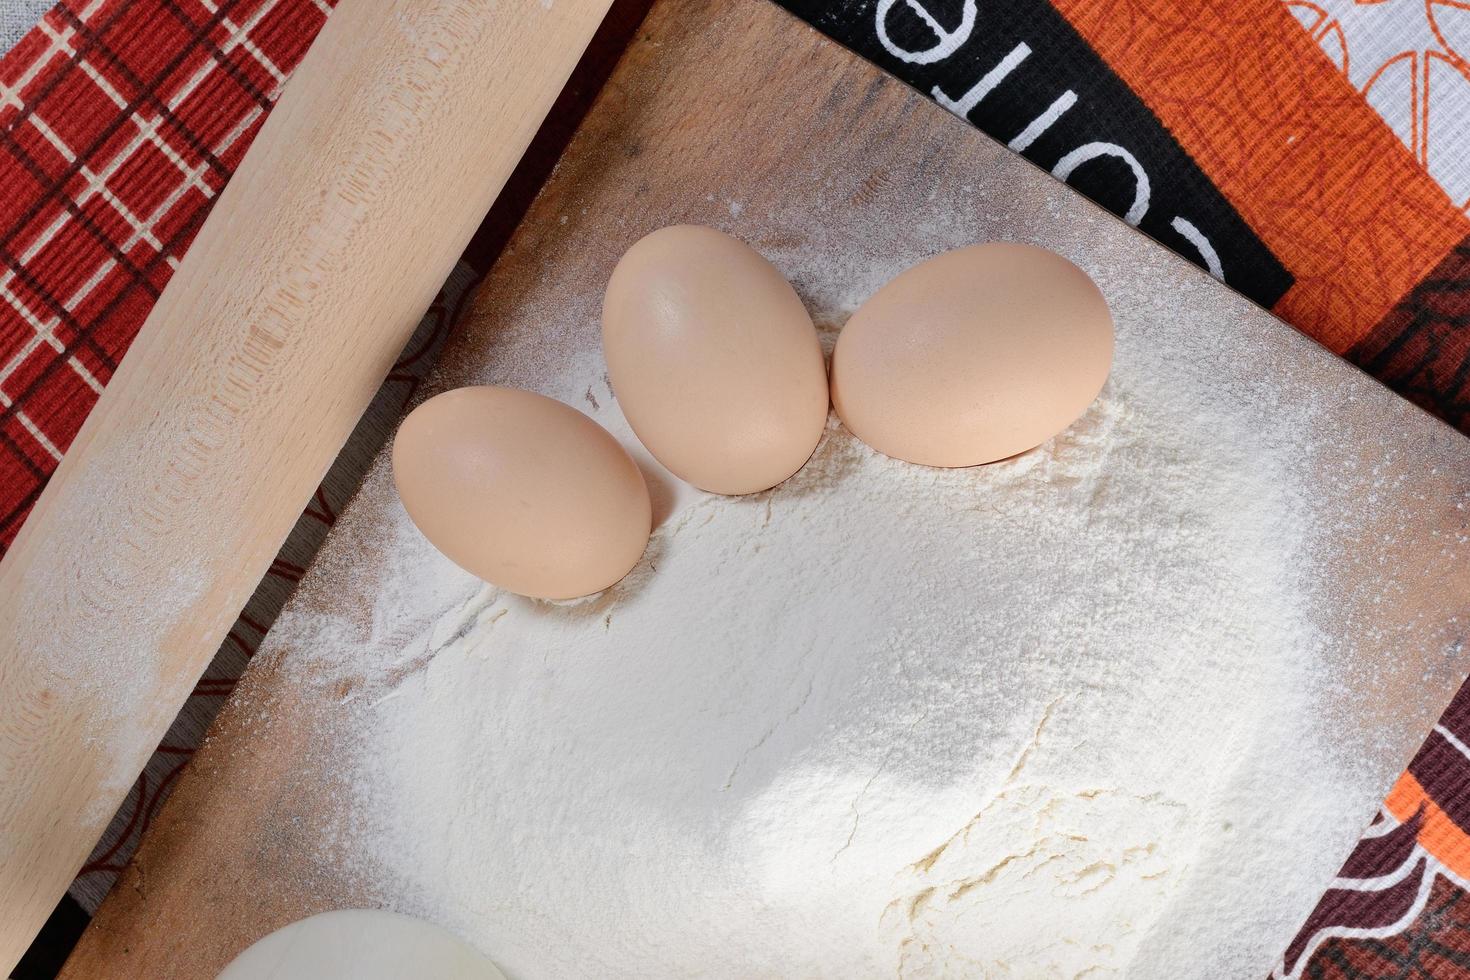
[1288,0,1470,214]
[0,0,52,54]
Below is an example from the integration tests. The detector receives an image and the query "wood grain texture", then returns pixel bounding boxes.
[55,0,1470,974]
[0,0,610,969]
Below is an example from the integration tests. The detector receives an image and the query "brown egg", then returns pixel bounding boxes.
[391,386,651,600]
[602,225,828,495]
[831,243,1113,467]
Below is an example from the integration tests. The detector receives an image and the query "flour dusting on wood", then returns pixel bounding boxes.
[255,178,1470,977]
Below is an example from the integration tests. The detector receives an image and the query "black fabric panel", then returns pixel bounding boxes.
[777,0,1294,308]
[10,896,89,980]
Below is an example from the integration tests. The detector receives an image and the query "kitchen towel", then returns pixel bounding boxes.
[2,0,1470,974]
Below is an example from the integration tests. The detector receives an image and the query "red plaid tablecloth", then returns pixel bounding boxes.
[0,0,332,547]
[3,0,1470,976]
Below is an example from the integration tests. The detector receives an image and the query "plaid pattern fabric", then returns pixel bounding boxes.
[0,0,331,551]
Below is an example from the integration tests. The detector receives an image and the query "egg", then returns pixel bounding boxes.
[830,243,1113,467]
[602,225,829,495]
[391,386,651,600]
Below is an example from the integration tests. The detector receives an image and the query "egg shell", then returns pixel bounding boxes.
[391,386,651,600]
[831,243,1113,467]
[601,225,829,495]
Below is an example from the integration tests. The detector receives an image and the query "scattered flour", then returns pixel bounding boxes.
[263,222,1385,977]
[4,447,210,839]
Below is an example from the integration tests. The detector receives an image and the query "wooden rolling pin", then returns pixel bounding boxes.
[0,0,611,967]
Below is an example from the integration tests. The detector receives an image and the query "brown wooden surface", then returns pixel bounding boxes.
[58,0,1470,975]
[0,0,612,968]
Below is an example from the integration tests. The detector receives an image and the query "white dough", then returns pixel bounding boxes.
[217,910,505,980]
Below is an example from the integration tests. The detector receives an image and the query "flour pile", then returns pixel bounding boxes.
[270,222,1366,977]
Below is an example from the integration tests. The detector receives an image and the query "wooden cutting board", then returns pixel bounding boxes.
[59,0,1470,975]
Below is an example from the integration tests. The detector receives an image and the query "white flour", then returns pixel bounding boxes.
[270,221,1367,977]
